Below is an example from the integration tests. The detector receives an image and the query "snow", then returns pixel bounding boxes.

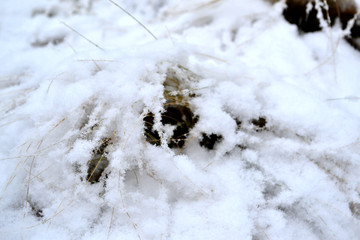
[1,0,360,239]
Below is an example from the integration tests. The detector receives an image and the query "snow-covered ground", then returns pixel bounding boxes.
[1,0,360,239]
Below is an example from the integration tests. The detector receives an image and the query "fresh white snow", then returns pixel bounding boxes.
[1,0,360,239]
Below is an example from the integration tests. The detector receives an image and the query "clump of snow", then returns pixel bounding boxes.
[1,0,360,239]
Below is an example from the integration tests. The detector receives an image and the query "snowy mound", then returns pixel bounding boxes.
[1,0,360,239]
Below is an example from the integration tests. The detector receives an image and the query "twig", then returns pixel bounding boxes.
[118,170,142,240]
[326,96,360,101]
[23,156,35,219]
[107,207,115,240]
[92,59,102,72]
[61,21,104,50]
[108,0,158,40]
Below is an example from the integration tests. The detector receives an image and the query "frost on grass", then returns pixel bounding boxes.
[1,0,360,239]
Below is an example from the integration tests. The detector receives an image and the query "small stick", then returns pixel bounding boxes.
[61,21,104,50]
[108,0,158,40]
[107,207,115,240]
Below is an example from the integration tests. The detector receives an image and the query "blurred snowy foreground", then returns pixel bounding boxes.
[1,0,360,239]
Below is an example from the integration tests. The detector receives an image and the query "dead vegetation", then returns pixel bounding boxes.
[86,136,113,184]
[269,0,360,50]
[144,65,199,149]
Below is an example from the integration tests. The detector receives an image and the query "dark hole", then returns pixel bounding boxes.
[350,18,360,37]
[251,117,267,129]
[282,0,357,33]
[29,202,44,218]
[199,133,223,150]
[282,0,360,51]
[143,105,198,148]
[283,1,323,32]
[237,144,247,150]
[235,119,242,128]
[35,209,44,218]
[346,17,360,50]
[345,36,360,51]
[144,113,161,146]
